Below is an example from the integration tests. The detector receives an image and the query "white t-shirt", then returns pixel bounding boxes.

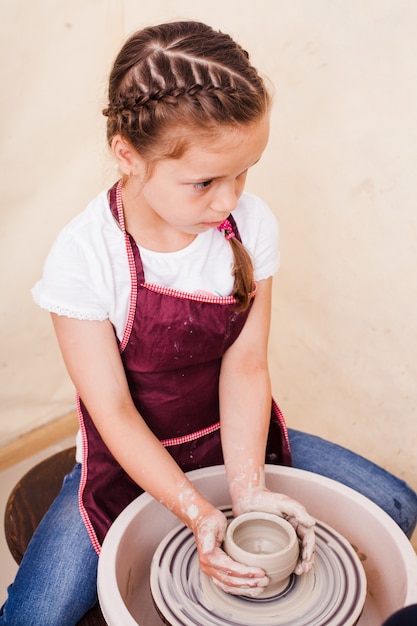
[32,188,280,340]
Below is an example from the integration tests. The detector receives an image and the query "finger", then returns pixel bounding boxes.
[212,577,269,597]
[196,511,227,554]
[204,548,266,580]
[293,526,316,574]
[282,506,316,529]
[215,572,270,588]
[289,518,316,551]
[243,493,316,529]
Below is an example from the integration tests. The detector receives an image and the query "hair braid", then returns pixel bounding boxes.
[228,237,255,311]
[103,21,271,310]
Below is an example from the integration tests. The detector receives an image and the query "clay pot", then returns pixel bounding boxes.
[223,511,299,598]
[98,465,417,625]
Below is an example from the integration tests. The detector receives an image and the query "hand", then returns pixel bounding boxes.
[232,488,316,574]
[193,507,270,597]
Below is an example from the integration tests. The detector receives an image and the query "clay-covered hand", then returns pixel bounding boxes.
[193,507,270,597]
[233,488,316,574]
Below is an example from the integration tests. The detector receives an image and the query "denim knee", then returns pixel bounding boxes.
[288,428,417,538]
[0,464,99,626]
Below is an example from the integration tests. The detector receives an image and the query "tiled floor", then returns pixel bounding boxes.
[0,436,76,605]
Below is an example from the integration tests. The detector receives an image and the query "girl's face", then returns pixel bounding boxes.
[126,116,270,242]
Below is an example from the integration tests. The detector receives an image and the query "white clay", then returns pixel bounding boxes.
[148,508,368,626]
[223,512,299,598]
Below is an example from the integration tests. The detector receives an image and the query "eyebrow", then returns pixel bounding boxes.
[189,157,262,183]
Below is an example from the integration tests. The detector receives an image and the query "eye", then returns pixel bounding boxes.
[193,180,213,190]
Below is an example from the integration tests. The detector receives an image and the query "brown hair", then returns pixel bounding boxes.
[103,21,271,310]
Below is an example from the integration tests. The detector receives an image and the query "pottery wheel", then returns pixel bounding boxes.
[150,507,367,626]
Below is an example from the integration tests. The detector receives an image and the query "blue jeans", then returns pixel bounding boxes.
[1,431,416,625]
[382,604,417,625]
[288,429,417,538]
[0,464,98,626]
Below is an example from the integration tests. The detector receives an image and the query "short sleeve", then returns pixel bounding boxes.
[32,226,110,321]
[31,192,130,326]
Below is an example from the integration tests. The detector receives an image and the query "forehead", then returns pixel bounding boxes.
[161,116,270,178]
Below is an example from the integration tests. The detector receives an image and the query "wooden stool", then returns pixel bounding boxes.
[4,447,107,625]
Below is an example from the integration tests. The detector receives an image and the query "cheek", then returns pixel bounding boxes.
[235,175,248,197]
[142,185,169,210]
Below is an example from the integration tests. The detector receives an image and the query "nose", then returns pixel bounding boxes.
[210,182,238,215]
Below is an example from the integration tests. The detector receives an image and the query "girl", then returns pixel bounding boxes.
[2,21,416,625]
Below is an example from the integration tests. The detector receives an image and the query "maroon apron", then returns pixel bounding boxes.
[78,180,291,552]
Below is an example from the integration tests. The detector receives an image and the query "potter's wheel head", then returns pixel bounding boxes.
[150,507,367,626]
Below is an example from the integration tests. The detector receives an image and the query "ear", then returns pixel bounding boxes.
[111,135,144,176]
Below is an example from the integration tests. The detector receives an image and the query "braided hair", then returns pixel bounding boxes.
[103,21,271,310]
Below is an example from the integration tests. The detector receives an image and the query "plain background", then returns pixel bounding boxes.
[1,1,416,526]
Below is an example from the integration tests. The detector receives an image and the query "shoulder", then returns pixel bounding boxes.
[232,192,279,248]
[234,192,278,227]
[44,189,125,270]
[32,188,128,321]
[55,189,120,244]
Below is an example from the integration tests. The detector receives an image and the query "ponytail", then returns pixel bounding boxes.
[218,219,254,311]
[229,237,255,312]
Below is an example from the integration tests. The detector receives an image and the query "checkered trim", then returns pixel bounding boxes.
[115,181,138,353]
[77,394,102,555]
[272,398,290,452]
[141,282,244,304]
[160,421,221,447]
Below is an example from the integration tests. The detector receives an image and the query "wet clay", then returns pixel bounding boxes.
[150,506,367,626]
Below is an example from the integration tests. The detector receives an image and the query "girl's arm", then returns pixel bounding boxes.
[219,278,316,575]
[51,314,209,520]
[51,313,267,591]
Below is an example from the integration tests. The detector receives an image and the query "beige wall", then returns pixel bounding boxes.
[1,1,416,497]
